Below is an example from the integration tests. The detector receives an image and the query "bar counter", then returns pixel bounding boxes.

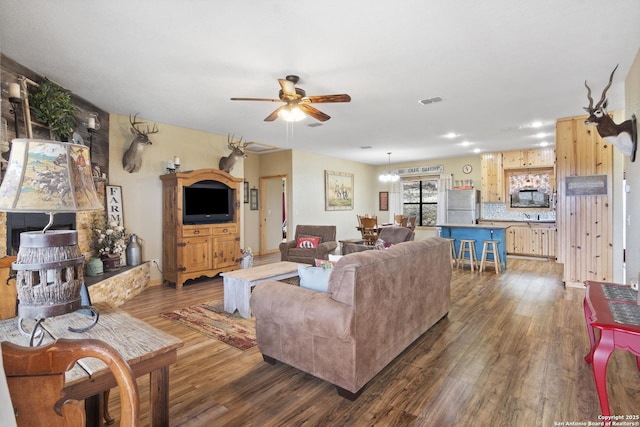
[436,223,509,271]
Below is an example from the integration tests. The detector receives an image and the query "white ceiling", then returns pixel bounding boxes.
[1,0,639,165]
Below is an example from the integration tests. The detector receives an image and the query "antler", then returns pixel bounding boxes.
[227,133,248,149]
[129,113,159,136]
[584,80,593,111]
[595,64,618,110]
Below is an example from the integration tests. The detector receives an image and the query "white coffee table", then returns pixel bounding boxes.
[221,261,305,318]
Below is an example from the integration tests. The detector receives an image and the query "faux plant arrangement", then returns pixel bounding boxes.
[91,218,127,259]
[28,78,78,141]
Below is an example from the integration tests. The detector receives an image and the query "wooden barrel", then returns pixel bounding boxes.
[12,230,85,319]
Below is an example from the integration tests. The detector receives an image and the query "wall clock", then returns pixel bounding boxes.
[462,164,472,174]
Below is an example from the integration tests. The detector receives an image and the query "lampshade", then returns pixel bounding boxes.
[0,139,101,336]
[0,139,103,213]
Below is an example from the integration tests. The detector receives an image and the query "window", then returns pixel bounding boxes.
[402,178,439,226]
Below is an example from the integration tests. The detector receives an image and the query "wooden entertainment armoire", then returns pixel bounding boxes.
[161,169,242,289]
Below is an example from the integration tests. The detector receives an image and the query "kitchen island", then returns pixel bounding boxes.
[437,223,509,271]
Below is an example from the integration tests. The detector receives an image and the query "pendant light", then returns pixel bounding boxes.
[379,152,399,182]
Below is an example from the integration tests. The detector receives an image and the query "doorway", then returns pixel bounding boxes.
[259,175,287,255]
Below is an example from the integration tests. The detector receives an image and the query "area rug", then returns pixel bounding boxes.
[161,301,256,350]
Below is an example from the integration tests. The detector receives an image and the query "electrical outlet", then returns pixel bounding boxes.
[151,259,160,266]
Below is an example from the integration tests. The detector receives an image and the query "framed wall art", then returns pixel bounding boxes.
[565,174,608,196]
[244,181,249,203]
[250,188,259,210]
[105,185,123,225]
[325,170,354,211]
[379,191,389,211]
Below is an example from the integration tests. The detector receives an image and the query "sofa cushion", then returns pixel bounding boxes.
[296,236,321,249]
[298,265,331,292]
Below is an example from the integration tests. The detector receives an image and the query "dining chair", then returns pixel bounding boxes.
[394,214,408,227]
[407,216,416,231]
[359,216,379,245]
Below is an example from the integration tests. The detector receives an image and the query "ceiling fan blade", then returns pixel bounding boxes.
[299,104,331,122]
[304,94,351,103]
[264,106,285,122]
[230,97,282,102]
[278,79,297,99]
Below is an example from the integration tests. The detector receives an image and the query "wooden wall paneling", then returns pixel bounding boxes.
[556,115,613,287]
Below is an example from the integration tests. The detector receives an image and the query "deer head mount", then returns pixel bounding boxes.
[584,65,637,162]
[219,134,249,173]
[122,113,159,173]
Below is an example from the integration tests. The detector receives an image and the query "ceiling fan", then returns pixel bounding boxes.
[230,75,351,122]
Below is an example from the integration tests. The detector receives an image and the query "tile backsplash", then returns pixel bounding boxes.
[482,203,556,222]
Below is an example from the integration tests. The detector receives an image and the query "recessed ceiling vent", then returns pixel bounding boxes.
[418,96,442,105]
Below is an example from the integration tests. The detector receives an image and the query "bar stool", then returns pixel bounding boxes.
[480,240,501,274]
[443,238,457,268]
[457,239,478,271]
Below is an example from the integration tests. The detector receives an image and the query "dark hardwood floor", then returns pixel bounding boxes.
[109,255,639,426]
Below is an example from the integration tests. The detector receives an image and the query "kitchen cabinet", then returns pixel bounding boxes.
[481,153,504,203]
[505,223,556,258]
[502,148,555,169]
[161,169,242,289]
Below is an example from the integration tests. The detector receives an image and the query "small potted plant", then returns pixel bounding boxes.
[91,217,127,271]
[28,78,78,141]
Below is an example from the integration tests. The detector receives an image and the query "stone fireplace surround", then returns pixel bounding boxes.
[1,210,150,307]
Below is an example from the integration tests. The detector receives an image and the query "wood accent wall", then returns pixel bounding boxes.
[556,115,613,287]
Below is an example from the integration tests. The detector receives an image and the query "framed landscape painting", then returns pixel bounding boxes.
[325,170,354,211]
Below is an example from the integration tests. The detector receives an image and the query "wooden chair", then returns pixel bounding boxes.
[359,216,379,245]
[407,216,416,231]
[1,338,139,427]
[394,214,408,227]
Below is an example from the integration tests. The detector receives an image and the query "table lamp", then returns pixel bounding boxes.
[0,139,104,343]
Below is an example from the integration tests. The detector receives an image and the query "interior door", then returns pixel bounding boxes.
[260,175,287,254]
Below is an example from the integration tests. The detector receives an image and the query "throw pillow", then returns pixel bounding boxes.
[298,265,331,292]
[374,239,392,250]
[314,254,343,269]
[314,259,334,269]
[296,236,321,249]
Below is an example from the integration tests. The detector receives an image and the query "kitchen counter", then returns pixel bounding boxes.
[479,219,556,224]
[437,223,508,271]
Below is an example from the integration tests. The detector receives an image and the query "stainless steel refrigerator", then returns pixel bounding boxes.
[446,189,480,224]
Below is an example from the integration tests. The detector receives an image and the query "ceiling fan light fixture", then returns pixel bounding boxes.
[278,105,305,122]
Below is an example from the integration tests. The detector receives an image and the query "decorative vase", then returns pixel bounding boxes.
[102,254,120,272]
[86,257,104,277]
[126,234,142,266]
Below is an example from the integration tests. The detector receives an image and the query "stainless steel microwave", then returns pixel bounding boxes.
[510,189,550,208]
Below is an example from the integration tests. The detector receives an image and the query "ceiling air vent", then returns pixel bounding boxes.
[418,97,443,105]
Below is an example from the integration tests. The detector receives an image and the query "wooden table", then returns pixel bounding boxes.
[437,223,509,271]
[0,303,183,427]
[583,281,640,420]
[221,261,305,318]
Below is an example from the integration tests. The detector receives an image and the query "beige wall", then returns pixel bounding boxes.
[290,151,376,242]
[624,48,640,284]
[108,113,244,284]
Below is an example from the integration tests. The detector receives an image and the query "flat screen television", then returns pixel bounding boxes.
[183,180,234,224]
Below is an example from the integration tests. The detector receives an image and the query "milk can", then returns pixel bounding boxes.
[126,234,142,266]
